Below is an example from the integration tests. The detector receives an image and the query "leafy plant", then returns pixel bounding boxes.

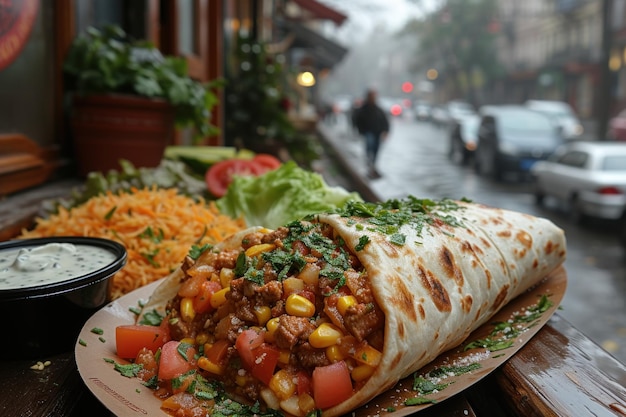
[63,25,220,141]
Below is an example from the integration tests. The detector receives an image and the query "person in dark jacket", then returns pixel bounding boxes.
[354,89,390,178]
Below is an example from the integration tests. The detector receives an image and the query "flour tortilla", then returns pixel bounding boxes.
[316,200,565,416]
[141,201,566,416]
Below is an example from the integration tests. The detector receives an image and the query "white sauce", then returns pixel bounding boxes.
[0,242,118,290]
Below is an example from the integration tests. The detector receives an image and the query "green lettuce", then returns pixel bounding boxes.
[216,161,362,228]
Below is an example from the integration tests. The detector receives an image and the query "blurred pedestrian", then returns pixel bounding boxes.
[353,89,389,178]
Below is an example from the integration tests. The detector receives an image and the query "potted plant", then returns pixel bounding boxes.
[63,25,220,176]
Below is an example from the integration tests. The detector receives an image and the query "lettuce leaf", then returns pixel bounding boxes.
[216,161,362,228]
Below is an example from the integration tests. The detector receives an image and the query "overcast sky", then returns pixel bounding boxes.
[319,0,438,44]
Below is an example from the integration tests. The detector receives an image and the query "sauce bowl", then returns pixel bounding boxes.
[0,236,127,359]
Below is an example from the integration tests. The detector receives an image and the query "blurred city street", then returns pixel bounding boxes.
[318,112,626,370]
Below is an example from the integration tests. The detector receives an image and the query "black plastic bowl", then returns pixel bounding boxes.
[0,237,127,359]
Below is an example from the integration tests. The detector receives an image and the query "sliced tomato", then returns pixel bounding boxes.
[312,361,353,409]
[158,341,197,380]
[250,344,280,385]
[115,324,168,359]
[193,280,222,314]
[205,159,264,197]
[205,339,230,365]
[297,370,312,396]
[252,153,282,171]
[235,329,265,369]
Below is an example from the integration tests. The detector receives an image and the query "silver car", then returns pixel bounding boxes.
[525,100,584,140]
[531,141,626,222]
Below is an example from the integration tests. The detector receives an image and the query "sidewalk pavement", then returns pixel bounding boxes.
[316,121,380,202]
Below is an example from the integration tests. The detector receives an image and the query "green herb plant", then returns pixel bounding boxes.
[63,25,221,142]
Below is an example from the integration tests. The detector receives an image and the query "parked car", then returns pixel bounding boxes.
[608,108,626,141]
[524,99,584,140]
[414,101,432,121]
[446,100,476,123]
[531,141,626,223]
[448,114,480,165]
[430,104,450,128]
[474,105,563,181]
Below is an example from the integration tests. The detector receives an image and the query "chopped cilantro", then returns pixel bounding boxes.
[177,342,194,361]
[427,362,481,378]
[412,376,448,394]
[139,309,164,326]
[465,338,514,351]
[104,206,117,220]
[389,233,406,246]
[141,249,160,267]
[113,362,143,378]
[138,226,164,243]
[355,235,369,251]
[189,243,212,260]
[405,397,437,406]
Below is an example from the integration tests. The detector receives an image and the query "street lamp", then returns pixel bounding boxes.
[296,71,316,87]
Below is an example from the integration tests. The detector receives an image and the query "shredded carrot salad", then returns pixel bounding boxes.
[19,188,246,299]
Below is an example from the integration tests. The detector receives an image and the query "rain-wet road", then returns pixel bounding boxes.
[322,114,626,365]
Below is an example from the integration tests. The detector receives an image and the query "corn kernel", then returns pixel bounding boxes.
[210,287,230,308]
[298,393,316,415]
[337,295,358,316]
[278,349,291,365]
[236,374,249,387]
[195,333,209,346]
[254,305,272,326]
[285,293,315,317]
[197,357,225,375]
[219,268,234,288]
[265,317,280,343]
[351,343,382,367]
[180,298,196,322]
[269,369,296,400]
[325,345,346,362]
[180,337,195,346]
[351,364,375,381]
[309,323,343,348]
[245,243,276,258]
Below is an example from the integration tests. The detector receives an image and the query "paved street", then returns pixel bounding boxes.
[318,114,626,367]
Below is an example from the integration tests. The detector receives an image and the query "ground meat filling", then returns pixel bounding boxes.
[166,222,386,406]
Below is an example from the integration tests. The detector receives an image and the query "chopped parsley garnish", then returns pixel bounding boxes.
[177,342,194,361]
[78,339,87,347]
[138,226,164,243]
[355,235,369,251]
[113,362,143,378]
[104,206,117,220]
[412,377,448,394]
[405,397,437,406]
[426,362,481,378]
[139,308,164,326]
[464,338,514,351]
[337,197,465,245]
[141,249,160,267]
[90,327,104,335]
[189,243,212,260]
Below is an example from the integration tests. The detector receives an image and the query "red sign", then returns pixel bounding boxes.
[0,0,39,72]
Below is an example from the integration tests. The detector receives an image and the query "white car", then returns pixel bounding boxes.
[525,100,584,140]
[531,141,626,222]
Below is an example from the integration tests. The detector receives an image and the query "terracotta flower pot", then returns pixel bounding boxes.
[70,94,175,177]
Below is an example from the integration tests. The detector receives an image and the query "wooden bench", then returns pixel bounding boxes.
[1,181,625,417]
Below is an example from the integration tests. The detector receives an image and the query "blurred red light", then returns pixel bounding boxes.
[598,186,622,195]
[390,104,402,116]
[401,82,413,93]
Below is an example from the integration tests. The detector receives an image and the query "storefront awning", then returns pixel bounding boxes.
[291,0,347,26]
[286,21,348,69]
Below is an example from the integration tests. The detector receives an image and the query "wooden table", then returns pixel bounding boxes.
[2,182,626,417]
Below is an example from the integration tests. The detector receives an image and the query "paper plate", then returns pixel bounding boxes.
[75,266,567,416]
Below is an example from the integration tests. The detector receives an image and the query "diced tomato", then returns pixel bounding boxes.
[250,344,280,385]
[115,324,168,359]
[297,370,312,396]
[235,329,265,369]
[193,280,222,314]
[252,153,282,171]
[299,289,316,305]
[204,339,230,365]
[205,159,265,197]
[158,341,197,380]
[312,361,353,409]
[178,274,205,298]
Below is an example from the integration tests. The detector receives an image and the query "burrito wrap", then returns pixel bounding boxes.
[315,201,565,415]
[141,200,566,416]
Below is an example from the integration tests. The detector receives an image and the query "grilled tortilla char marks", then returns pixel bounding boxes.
[440,245,464,287]
[417,261,452,313]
